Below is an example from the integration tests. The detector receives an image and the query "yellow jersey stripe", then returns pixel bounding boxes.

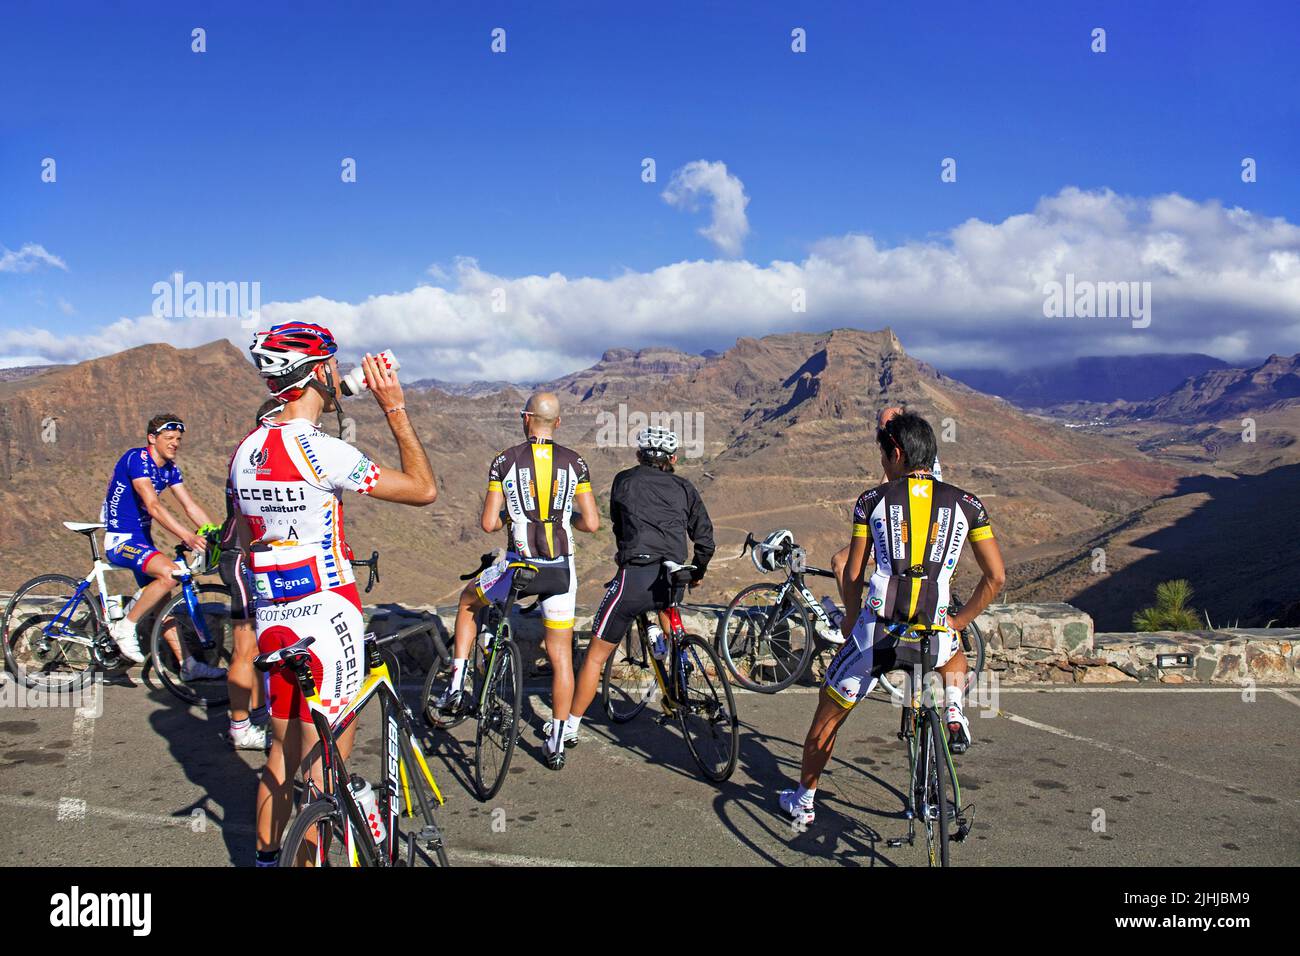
[487,480,503,492]
[969,526,994,542]
[906,477,934,619]
[852,523,869,538]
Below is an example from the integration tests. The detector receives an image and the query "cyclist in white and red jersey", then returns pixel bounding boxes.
[231,322,438,867]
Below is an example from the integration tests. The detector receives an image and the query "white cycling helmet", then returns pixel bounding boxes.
[752,528,794,574]
[636,425,680,457]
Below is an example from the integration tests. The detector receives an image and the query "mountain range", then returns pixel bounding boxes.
[1,330,1296,629]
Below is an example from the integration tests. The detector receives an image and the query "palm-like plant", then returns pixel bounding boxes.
[1133,579,1201,631]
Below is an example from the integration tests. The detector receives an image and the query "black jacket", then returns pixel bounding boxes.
[609,464,715,577]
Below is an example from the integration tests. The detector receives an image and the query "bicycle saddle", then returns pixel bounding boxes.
[254,636,317,671]
[63,521,105,535]
[663,560,696,586]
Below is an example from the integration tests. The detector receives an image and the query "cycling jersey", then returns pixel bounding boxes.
[100,447,184,585]
[609,464,715,576]
[488,439,591,560]
[823,473,992,709]
[229,417,378,723]
[101,447,183,545]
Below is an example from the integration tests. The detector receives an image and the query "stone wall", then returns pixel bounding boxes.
[366,602,1300,686]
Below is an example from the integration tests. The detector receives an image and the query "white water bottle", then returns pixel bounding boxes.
[105,595,125,622]
[819,596,845,629]
[349,775,387,845]
[340,349,400,397]
[648,623,667,660]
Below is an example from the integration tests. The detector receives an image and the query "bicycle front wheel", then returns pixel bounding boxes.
[280,799,363,867]
[3,574,102,692]
[922,708,954,867]
[601,617,654,723]
[675,635,740,783]
[150,584,233,707]
[716,582,814,693]
[473,637,523,800]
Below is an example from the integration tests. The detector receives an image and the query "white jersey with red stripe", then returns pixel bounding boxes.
[228,417,380,602]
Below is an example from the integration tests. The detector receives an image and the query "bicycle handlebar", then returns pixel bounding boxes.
[350,550,380,593]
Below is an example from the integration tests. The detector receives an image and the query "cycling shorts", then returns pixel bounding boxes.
[255,583,365,723]
[103,534,163,589]
[219,550,253,622]
[476,552,576,630]
[591,562,673,644]
[822,611,959,709]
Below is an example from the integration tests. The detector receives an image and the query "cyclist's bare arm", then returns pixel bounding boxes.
[571,489,599,533]
[168,482,213,531]
[948,537,1006,632]
[133,478,204,551]
[839,532,870,639]
[358,353,438,506]
[480,488,505,533]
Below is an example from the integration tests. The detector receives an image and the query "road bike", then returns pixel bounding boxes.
[2,522,229,706]
[716,532,839,693]
[881,622,973,867]
[718,531,987,698]
[421,552,530,800]
[262,629,449,867]
[602,560,739,782]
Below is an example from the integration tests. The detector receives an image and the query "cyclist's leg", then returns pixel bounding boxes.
[793,613,881,788]
[570,565,651,718]
[224,553,258,723]
[933,627,970,750]
[538,558,579,733]
[126,550,175,624]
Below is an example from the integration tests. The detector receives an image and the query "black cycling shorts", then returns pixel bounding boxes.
[591,563,674,644]
[219,550,254,622]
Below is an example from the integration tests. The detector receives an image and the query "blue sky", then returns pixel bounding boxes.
[2,0,1298,376]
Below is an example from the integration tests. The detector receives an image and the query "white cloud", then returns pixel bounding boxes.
[661,160,751,256]
[3,188,1299,378]
[0,243,68,273]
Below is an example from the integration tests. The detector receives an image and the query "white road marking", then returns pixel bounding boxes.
[448,848,610,867]
[1271,689,1300,708]
[57,684,101,825]
[996,710,1300,807]
[0,793,248,832]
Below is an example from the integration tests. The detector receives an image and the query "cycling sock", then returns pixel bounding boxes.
[450,659,468,693]
[254,849,280,867]
[250,705,269,725]
[229,717,251,734]
[564,715,583,735]
[182,655,198,670]
[794,785,816,808]
[945,685,964,710]
[549,717,566,751]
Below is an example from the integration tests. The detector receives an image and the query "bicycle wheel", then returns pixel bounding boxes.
[922,708,954,867]
[601,617,654,723]
[473,636,522,800]
[675,635,740,782]
[716,582,813,693]
[280,798,361,867]
[3,575,103,691]
[150,584,233,707]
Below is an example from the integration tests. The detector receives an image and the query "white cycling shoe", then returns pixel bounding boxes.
[779,789,815,826]
[228,722,268,751]
[945,704,972,754]
[542,719,580,748]
[109,620,146,664]
[181,658,228,682]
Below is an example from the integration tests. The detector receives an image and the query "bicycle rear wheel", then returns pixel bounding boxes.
[675,635,739,782]
[473,636,522,800]
[3,574,103,692]
[601,617,654,723]
[150,584,233,707]
[716,582,813,693]
[922,708,954,867]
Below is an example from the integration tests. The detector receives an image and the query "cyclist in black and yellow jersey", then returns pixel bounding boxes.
[432,391,600,770]
[780,412,1005,826]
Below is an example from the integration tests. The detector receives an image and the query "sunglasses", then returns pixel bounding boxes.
[151,421,186,435]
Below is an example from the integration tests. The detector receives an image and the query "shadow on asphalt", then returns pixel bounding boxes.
[146,688,259,866]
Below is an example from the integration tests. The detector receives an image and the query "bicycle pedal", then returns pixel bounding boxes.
[886,836,909,848]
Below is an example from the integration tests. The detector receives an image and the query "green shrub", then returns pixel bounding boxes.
[1133,579,1201,632]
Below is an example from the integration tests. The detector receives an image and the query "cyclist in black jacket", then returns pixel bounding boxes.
[551,426,715,753]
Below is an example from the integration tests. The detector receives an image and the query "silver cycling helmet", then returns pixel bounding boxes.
[636,425,680,457]
[752,528,794,574]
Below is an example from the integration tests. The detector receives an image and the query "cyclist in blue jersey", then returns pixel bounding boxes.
[101,414,223,678]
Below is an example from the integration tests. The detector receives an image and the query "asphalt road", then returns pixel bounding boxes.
[1,670,1297,867]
